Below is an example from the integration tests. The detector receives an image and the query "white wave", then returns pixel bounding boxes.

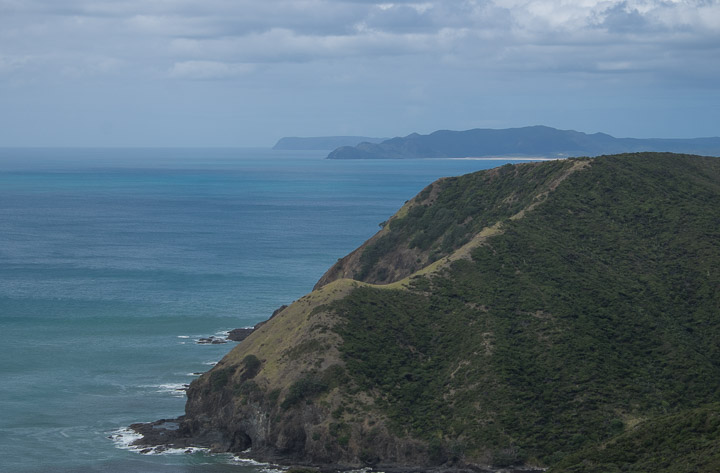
[261,467,285,473]
[141,383,188,397]
[231,457,268,466]
[202,361,218,366]
[108,427,143,450]
[231,456,284,473]
[148,446,211,455]
[177,335,190,339]
[111,429,281,463]
[109,427,212,456]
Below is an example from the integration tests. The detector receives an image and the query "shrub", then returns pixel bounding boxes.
[210,366,235,392]
[241,354,261,380]
[281,375,329,409]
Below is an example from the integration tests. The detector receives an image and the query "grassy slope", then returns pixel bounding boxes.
[329,153,720,467]
[192,153,720,470]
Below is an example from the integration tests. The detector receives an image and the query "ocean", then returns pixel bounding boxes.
[0,148,534,473]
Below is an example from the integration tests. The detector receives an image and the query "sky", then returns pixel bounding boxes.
[1,0,719,147]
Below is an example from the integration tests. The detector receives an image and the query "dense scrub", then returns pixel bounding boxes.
[354,159,576,282]
[178,153,720,471]
[554,404,720,472]
[332,153,720,467]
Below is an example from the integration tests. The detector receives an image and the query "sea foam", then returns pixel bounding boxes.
[141,383,188,397]
[110,427,211,455]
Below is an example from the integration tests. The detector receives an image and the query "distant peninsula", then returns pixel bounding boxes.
[273,136,387,150]
[327,125,720,159]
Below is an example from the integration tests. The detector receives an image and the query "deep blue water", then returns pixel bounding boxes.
[0,148,533,473]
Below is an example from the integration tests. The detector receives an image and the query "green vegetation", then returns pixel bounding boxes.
[281,364,349,409]
[355,159,575,281]
[189,153,720,470]
[241,354,261,380]
[553,404,720,472]
[329,421,351,446]
[209,366,235,392]
[281,374,330,409]
[331,153,720,467]
[283,339,327,359]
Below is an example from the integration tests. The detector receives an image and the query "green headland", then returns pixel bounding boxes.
[136,152,720,472]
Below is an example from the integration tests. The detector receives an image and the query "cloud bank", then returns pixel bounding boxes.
[2,0,718,81]
[1,0,718,145]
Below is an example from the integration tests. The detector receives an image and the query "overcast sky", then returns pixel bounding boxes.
[1,0,719,146]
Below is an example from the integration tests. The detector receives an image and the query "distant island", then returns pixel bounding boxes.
[327,125,720,159]
[273,136,387,150]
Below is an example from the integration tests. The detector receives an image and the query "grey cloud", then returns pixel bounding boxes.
[168,28,437,65]
[2,0,719,147]
[351,5,438,34]
[169,60,255,79]
[1,0,719,87]
[359,2,488,34]
[0,54,30,76]
[597,3,650,33]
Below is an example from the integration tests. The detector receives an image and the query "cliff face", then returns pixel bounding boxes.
[178,279,431,467]
[137,153,720,472]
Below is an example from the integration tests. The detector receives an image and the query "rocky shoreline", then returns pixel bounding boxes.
[128,418,196,453]
[129,302,548,473]
[128,418,545,473]
[129,295,551,473]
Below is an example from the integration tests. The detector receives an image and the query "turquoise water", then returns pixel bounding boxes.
[0,148,530,473]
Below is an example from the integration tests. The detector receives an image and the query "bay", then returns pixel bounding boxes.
[0,148,534,473]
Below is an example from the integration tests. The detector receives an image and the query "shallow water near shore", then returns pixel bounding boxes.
[0,148,535,473]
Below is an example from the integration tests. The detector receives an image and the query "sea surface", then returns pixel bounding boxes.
[0,148,535,473]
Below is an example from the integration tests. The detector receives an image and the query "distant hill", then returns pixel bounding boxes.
[273,136,387,150]
[327,125,720,159]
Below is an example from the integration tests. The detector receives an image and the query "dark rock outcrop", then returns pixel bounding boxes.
[227,328,254,342]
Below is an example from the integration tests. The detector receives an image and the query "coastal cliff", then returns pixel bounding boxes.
[133,153,720,472]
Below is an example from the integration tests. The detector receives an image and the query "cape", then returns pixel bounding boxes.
[133,152,720,472]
